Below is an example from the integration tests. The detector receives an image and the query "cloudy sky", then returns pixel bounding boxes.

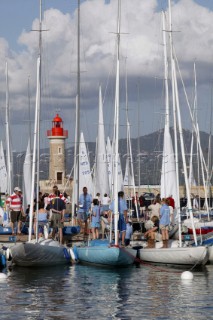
[0,0,213,152]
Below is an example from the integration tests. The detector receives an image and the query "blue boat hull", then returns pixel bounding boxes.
[75,240,136,266]
[0,254,6,269]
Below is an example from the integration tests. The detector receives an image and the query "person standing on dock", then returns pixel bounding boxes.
[77,186,92,235]
[148,199,161,219]
[101,193,111,216]
[91,198,102,239]
[110,191,128,247]
[6,187,23,235]
[48,185,67,203]
[132,192,140,218]
[159,198,170,248]
[47,185,67,220]
[49,190,66,244]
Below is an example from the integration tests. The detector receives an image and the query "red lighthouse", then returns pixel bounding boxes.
[47,114,68,185]
[47,114,68,138]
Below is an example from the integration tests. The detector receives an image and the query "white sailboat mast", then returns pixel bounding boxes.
[72,95,78,225]
[113,0,121,246]
[172,61,198,246]
[76,0,81,201]
[193,64,210,217]
[29,0,42,241]
[36,0,42,218]
[168,0,197,244]
[168,1,180,213]
[161,11,178,212]
[0,141,7,194]
[5,62,13,195]
[125,59,138,217]
[175,56,210,219]
[28,57,41,242]
[163,13,169,128]
[188,72,196,190]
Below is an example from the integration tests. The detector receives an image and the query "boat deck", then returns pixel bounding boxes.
[0,232,92,247]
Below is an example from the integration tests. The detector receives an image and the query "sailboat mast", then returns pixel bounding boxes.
[173,61,198,245]
[27,76,32,153]
[207,84,213,206]
[124,59,130,195]
[35,0,43,241]
[137,81,141,192]
[168,1,180,213]
[72,95,78,224]
[162,13,169,128]
[29,0,42,241]
[5,62,13,195]
[37,0,42,187]
[28,57,41,242]
[192,63,210,218]
[76,0,81,203]
[125,61,138,219]
[113,0,121,246]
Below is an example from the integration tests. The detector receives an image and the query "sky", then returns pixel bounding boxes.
[0,0,213,152]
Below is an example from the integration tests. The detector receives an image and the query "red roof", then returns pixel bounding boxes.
[53,114,62,122]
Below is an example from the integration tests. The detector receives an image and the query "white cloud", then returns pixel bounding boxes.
[0,0,212,150]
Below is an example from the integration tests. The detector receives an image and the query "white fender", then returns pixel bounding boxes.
[6,248,12,261]
[69,248,77,262]
[44,224,49,240]
[0,273,7,280]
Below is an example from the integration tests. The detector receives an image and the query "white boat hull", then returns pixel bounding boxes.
[183,218,213,229]
[139,246,208,266]
[207,246,213,263]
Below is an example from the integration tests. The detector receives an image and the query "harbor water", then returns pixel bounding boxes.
[0,263,213,319]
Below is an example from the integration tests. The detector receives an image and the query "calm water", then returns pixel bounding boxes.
[0,263,213,320]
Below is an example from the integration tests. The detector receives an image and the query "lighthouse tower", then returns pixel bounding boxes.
[47,114,68,185]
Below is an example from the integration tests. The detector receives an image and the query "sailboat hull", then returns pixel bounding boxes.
[75,240,136,266]
[207,246,213,263]
[10,240,71,267]
[138,246,208,266]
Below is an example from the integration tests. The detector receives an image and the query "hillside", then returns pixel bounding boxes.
[13,129,212,187]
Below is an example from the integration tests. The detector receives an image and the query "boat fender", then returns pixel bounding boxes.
[181,271,193,280]
[63,248,71,261]
[1,255,6,268]
[6,248,12,261]
[72,246,79,261]
[69,248,78,262]
[0,273,7,280]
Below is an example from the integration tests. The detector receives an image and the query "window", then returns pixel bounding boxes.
[58,147,62,154]
[57,172,63,183]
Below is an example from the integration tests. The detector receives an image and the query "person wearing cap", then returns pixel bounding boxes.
[6,187,23,235]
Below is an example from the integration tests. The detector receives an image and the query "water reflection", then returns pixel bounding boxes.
[5,266,71,319]
[69,265,135,319]
[0,264,212,319]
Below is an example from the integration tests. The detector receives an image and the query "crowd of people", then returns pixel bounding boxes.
[5,184,177,248]
[5,185,69,244]
[144,195,175,248]
[76,187,132,246]
[75,188,177,247]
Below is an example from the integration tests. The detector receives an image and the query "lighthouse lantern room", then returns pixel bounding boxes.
[47,114,68,185]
